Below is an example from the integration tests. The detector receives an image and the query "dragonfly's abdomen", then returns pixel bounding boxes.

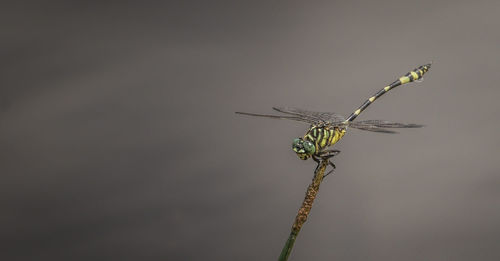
[304,126,346,153]
[345,63,431,122]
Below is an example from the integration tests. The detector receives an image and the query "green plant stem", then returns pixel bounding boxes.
[278,160,329,261]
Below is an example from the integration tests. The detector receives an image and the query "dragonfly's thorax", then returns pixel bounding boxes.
[302,126,346,155]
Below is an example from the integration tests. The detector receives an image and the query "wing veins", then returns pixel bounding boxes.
[235,111,314,123]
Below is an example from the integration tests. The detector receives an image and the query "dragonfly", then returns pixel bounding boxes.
[236,64,431,177]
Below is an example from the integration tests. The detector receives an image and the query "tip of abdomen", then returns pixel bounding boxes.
[420,63,432,71]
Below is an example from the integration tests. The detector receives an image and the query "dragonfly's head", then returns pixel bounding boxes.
[292,138,315,160]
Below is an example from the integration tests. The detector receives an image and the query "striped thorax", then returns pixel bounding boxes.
[292,126,346,160]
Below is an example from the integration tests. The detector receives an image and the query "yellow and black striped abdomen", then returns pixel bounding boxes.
[345,63,431,122]
[304,126,346,152]
[398,64,430,84]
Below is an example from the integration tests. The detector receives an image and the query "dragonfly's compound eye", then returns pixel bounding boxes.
[302,141,316,155]
[292,138,305,153]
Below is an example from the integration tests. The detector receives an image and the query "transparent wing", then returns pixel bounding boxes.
[348,120,424,134]
[236,107,346,126]
[352,120,424,128]
[272,107,346,126]
[348,125,398,134]
[235,111,316,124]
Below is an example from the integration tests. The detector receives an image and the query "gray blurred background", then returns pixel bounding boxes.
[1,1,500,260]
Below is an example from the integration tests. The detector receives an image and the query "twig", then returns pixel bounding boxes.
[278,160,329,261]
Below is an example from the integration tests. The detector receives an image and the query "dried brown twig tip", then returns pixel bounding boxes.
[278,160,329,261]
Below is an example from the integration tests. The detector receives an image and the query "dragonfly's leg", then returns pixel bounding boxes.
[318,150,340,179]
[312,155,321,174]
[319,149,340,159]
[323,161,336,179]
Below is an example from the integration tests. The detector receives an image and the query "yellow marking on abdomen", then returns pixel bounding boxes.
[369,96,376,102]
[384,86,391,91]
[410,71,419,79]
[399,76,410,84]
[354,109,361,115]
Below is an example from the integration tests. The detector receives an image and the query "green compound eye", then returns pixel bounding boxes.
[292,138,306,153]
[292,138,302,149]
[302,141,316,155]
